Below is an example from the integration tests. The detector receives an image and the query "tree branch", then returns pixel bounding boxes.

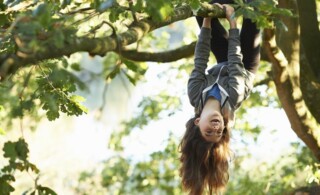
[254,76,272,87]
[119,41,196,62]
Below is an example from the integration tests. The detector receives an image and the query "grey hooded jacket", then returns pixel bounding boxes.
[188,27,255,127]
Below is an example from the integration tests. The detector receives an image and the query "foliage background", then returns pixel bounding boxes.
[0,0,319,194]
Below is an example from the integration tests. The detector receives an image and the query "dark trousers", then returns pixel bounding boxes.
[196,0,261,74]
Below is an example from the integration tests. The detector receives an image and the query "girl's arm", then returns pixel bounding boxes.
[187,18,211,107]
[217,4,247,109]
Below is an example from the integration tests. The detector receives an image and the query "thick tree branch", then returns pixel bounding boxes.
[277,0,299,63]
[263,28,320,161]
[119,42,196,62]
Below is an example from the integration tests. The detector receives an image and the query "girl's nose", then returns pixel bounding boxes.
[212,125,219,130]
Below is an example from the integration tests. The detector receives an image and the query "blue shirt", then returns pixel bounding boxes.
[206,83,221,102]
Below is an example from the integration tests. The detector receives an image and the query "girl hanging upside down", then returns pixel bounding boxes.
[179,0,261,194]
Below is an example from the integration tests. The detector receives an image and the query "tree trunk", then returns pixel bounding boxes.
[263,0,320,161]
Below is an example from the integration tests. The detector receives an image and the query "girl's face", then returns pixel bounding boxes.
[194,110,225,143]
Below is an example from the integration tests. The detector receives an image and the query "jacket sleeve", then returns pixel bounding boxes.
[226,28,247,109]
[187,27,211,107]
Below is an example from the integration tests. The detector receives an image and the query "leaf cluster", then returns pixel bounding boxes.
[0,138,57,195]
[36,61,88,120]
[0,59,88,136]
[233,0,294,29]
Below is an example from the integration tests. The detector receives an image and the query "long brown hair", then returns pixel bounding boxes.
[179,116,231,195]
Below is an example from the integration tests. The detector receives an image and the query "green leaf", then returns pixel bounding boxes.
[106,66,120,80]
[70,63,81,71]
[2,139,30,162]
[0,174,15,182]
[15,138,29,161]
[123,71,136,85]
[40,93,60,121]
[122,59,138,72]
[0,175,15,195]
[26,162,40,173]
[21,99,34,111]
[3,141,17,161]
[108,6,123,22]
[70,95,85,103]
[46,109,60,121]
[159,4,174,20]
[69,95,88,114]
[189,0,201,10]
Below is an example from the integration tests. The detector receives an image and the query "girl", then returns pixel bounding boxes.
[179,1,261,194]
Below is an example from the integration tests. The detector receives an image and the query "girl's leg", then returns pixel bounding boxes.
[196,17,228,63]
[195,0,233,63]
[240,0,261,74]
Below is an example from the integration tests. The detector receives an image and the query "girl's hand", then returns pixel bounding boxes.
[214,3,237,29]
